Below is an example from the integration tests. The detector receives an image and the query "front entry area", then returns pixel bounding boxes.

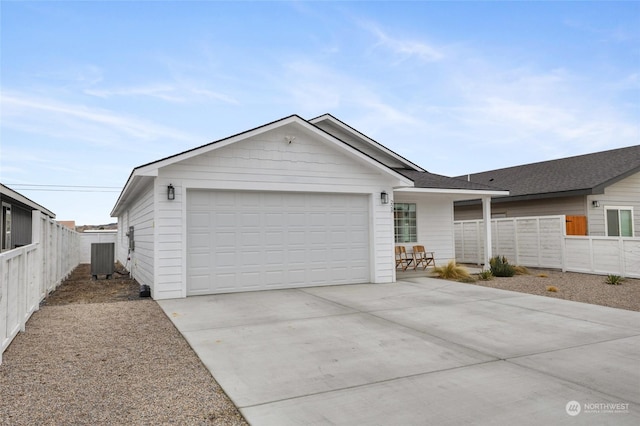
[186,190,370,295]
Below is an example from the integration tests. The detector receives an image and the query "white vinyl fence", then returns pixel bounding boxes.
[79,230,117,263]
[455,215,640,278]
[1,211,80,364]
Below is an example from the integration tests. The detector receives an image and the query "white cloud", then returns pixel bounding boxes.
[84,82,240,105]
[363,22,444,63]
[1,90,196,144]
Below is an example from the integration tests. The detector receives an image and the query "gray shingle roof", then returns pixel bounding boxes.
[457,145,640,199]
[396,170,506,191]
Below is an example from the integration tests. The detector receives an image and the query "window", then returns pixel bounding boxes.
[605,207,633,237]
[394,203,417,243]
[1,203,11,251]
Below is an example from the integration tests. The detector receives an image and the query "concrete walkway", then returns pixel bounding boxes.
[158,277,640,425]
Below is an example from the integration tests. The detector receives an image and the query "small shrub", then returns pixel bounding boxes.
[478,270,494,281]
[605,275,624,285]
[433,261,471,281]
[514,265,530,275]
[546,286,558,292]
[489,256,516,277]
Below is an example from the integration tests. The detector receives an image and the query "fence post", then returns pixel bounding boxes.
[18,247,26,332]
[475,221,481,265]
[31,211,42,307]
[619,238,626,277]
[561,216,567,272]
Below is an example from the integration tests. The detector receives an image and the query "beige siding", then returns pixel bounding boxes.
[454,196,587,221]
[587,172,640,236]
[154,124,397,299]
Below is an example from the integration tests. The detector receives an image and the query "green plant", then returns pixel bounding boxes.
[433,261,471,281]
[605,274,624,285]
[489,256,516,277]
[478,270,494,281]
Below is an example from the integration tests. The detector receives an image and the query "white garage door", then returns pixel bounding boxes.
[187,190,370,295]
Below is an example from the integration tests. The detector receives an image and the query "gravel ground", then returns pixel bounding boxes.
[465,268,640,312]
[1,265,637,425]
[0,266,248,426]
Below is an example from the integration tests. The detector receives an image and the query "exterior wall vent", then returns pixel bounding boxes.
[91,242,115,279]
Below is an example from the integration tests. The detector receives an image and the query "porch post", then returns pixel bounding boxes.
[482,197,492,268]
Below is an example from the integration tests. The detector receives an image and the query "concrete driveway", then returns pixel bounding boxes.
[158,277,640,425]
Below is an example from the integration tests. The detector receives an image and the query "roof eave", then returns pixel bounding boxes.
[0,183,56,218]
[309,114,427,173]
[396,187,509,199]
[454,188,592,206]
[111,114,416,215]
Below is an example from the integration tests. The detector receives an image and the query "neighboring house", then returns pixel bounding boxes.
[454,145,640,237]
[58,220,76,230]
[0,183,56,251]
[111,114,506,299]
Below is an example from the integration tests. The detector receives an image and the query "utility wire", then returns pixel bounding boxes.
[5,183,121,192]
[6,184,121,189]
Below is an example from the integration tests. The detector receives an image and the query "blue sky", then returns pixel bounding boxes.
[1,1,638,225]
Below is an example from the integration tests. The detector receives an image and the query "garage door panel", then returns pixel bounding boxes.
[241,232,261,246]
[215,232,236,247]
[350,229,369,242]
[288,231,306,245]
[310,231,326,244]
[187,190,370,295]
[215,252,237,267]
[266,213,284,226]
[188,233,210,249]
[189,252,210,268]
[216,212,237,227]
[289,250,307,264]
[265,271,284,286]
[265,250,284,264]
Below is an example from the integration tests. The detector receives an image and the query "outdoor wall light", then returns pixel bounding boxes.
[592,200,600,208]
[381,191,389,205]
[167,184,175,201]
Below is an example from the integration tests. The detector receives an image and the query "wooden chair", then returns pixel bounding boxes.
[395,246,412,271]
[412,245,435,270]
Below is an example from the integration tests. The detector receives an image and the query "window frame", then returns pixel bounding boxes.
[393,202,417,243]
[604,206,634,237]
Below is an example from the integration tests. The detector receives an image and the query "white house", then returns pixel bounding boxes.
[111,114,506,299]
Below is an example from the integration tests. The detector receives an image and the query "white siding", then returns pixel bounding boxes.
[587,172,640,236]
[125,183,155,290]
[116,211,129,267]
[393,193,457,265]
[153,125,397,299]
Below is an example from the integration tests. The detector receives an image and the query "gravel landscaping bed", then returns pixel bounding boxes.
[465,268,640,312]
[0,265,248,426]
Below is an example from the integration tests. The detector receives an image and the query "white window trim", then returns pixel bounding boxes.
[394,202,417,243]
[604,205,634,237]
